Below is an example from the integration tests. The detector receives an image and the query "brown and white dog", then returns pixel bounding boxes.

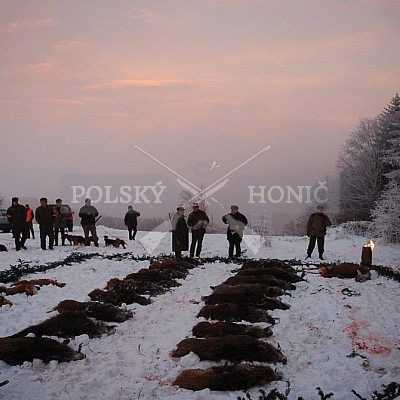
[104,236,126,249]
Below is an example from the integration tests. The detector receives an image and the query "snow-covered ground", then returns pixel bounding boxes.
[0,225,399,400]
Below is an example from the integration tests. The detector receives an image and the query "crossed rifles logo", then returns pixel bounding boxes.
[135,144,271,207]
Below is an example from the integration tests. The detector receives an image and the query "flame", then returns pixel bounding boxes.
[364,240,375,251]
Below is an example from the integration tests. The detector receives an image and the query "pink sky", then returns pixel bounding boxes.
[1,0,399,224]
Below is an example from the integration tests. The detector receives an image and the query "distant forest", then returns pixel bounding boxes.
[283,93,400,243]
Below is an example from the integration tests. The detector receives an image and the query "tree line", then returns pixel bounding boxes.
[284,93,400,243]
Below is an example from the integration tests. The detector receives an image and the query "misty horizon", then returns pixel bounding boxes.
[1,1,399,234]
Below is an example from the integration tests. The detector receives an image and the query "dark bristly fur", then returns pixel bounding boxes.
[237,267,303,283]
[88,287,152,306]
[192,321,273,338]
[173,364,281,391]
[9,313,115,339]
[50,299,133,322]
[0,336,85,365]
[171,335,286,363]
[223,274,296,290]
[203,283,289,309]
[197,303,275,324]
[241,259,297,273]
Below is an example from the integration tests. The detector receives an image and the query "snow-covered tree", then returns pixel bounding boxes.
[336,118,384,221]
[379,93,400,181]
[370,179,400,243]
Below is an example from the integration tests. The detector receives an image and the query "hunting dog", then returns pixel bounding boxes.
[65,234,85,246]
[104,236,127,249]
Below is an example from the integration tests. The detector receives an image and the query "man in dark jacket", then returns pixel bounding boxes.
[187,202,209,258]
[171,206,188,258]
[124,205,140,240]
[79,198,99,247]
[7,197,27,251]
[306,205,332,260]
[35,197,55,250]
[222,205,248,258]
[53,198,68,246]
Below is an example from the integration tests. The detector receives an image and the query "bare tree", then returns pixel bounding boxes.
[336,118,384,221]
[179,185,208,213]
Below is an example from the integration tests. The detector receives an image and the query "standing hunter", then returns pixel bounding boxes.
[306,205,332,260]
[124,205,141,241]
[6,197,28,251]
[222,205,248,258]
[171,206,189,258]
[79,198,99,247]
[187,202,209,258]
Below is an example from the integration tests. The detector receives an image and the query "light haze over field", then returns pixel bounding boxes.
[1,1,399,228]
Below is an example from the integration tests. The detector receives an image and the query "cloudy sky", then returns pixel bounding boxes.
[1,0,399,223]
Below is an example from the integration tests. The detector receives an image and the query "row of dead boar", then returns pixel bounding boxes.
[0,259,370,392]
[171,261,371,391]
[0,258,199,388]
[171,259,302,391]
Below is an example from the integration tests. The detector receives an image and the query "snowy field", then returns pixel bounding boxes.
[0,225,399,400]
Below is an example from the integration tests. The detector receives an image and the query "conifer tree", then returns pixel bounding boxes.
[379,93,400,181]
[370,179,400,243]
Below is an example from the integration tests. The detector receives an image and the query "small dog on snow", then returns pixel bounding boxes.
[104,236,127,249]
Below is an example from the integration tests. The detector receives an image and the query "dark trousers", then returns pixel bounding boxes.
[13,229,27,250]
[307,235,325,257]
[83,225,98,246]
[26,221,35,239]
[227,230,242,257]
[190,230,205,257]
[54,227,66,245]
[40,227,54,250]
[127,225,137,240]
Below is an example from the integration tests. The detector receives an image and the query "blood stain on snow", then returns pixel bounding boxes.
[345,318,391,355]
